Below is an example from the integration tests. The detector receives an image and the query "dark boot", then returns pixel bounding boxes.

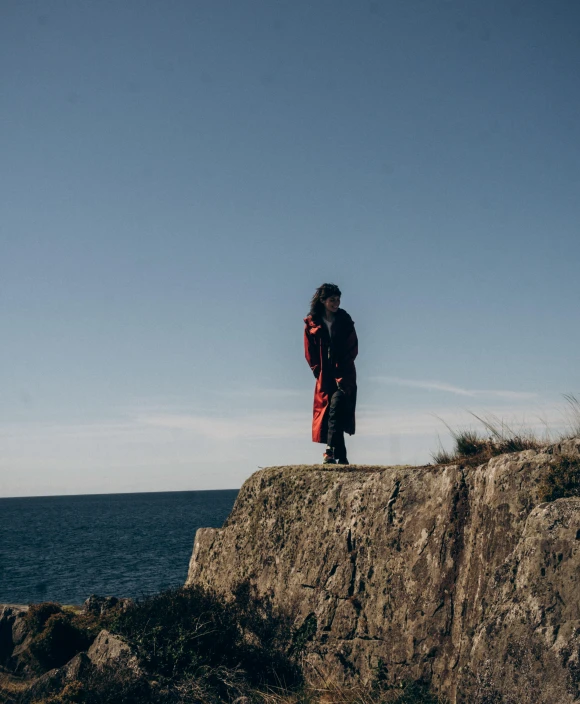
[322,446,336,464]
[334,436,348,465]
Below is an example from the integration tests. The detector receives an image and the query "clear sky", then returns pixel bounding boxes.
[2,0,580,497]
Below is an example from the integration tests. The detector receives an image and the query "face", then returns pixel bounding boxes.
[323,295,340,314]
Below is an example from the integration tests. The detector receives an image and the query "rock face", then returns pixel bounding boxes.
[186,441,580,703]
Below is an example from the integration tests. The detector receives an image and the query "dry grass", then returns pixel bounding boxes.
[0,672,29,695]
[432,394,580,467]
[6,675,446,704]
[254,678,446,704]
[431,414,542,467]
[562,393,580,438]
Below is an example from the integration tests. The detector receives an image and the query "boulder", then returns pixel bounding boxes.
[0,605,32,676]
[24,652,92,701]
[0,606,29,665]
[21,631,142,702]
[86,629,142,676]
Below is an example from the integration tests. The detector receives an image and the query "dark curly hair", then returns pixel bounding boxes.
[309,283,342,319]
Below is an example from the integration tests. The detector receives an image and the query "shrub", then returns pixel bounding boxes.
[25,603,63,635]
[21,604,93,674]
[28,613,92,671]
[13,585,304,703]
[105,583,302,697]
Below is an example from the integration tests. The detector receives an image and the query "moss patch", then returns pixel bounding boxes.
[539,456,580,503]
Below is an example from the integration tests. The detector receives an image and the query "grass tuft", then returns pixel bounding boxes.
[562,393,580,439]
[431,415,543,467]
[454,429,488,458]
[254,678,446,704]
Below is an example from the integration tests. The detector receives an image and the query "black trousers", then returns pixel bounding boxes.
[327,388,347,457]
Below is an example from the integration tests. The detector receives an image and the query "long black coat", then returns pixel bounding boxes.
[304,308,358,443]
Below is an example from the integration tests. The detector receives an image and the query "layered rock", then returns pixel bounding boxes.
[186,441,580,703]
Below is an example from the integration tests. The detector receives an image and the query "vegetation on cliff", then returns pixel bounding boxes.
[1,586,444,704]
[432,394,580,470]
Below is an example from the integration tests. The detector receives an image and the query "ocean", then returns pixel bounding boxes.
[0,489,238,605]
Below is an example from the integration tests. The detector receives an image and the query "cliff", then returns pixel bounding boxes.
[186,440,580,704]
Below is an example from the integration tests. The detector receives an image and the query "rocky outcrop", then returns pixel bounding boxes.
[186,441,580,703]
[9,632,142,703]
[23,651,93,702]
[0,606,31,676]
[82,594,132,617]
[0,615,142,704]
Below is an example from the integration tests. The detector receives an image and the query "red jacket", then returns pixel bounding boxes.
[304,309,358,443]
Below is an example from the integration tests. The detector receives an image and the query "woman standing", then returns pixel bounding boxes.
[304,283,358,464]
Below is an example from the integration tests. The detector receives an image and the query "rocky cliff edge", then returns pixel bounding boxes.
[186,440,580,704]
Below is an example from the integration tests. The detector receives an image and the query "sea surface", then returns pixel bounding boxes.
[0,490,238,605]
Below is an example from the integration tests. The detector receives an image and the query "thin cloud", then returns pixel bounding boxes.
[0,410,309,445]
[136,411,306,440]
[373,376,537,400]
[213,387,306,399]
[0,401,569,496]
[358,404,564,437]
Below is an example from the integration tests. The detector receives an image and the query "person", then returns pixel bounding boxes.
[304,283,358,464]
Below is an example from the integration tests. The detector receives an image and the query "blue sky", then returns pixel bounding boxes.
[1,0,579,496]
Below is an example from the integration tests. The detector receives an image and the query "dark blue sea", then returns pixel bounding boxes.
[0,490,238,605]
